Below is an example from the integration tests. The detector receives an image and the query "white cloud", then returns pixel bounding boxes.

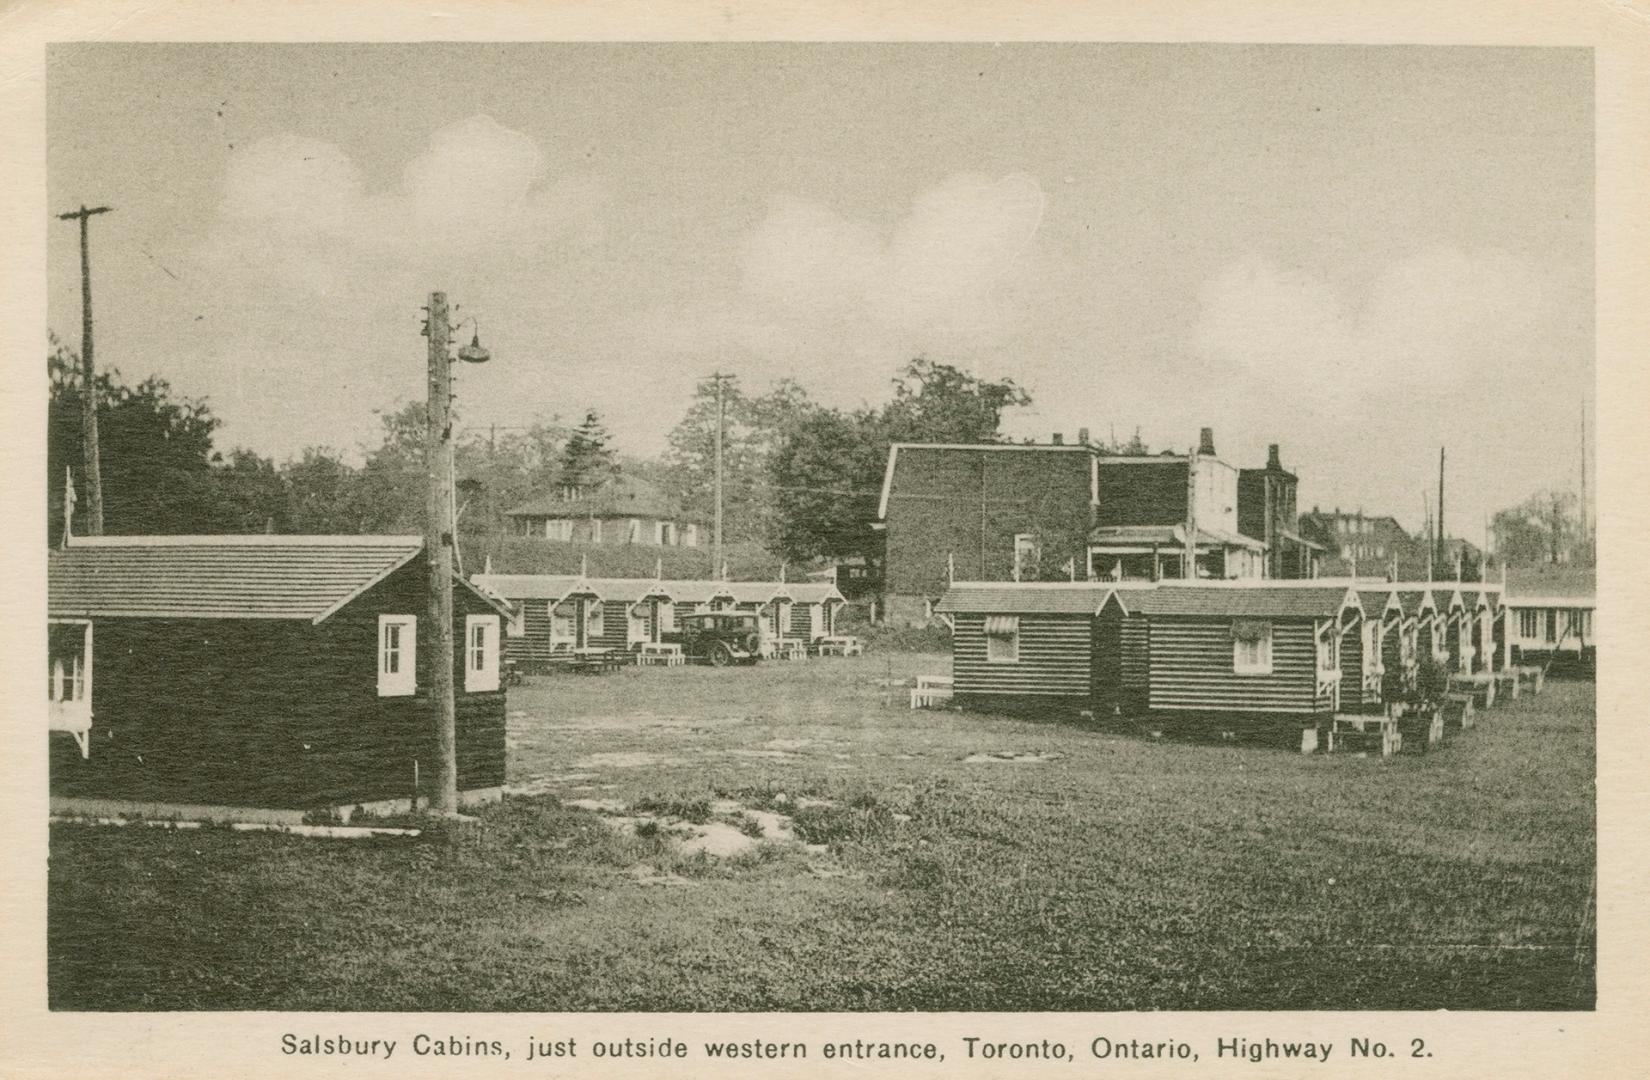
[1190,247,1554,404]
[659,172,1049,401]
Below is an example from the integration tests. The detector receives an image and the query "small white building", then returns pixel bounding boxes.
[1503,567,1595,665]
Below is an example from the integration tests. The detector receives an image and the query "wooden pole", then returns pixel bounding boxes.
[59,204,112,535]
[1436,447,1446,574]
[711,373,729,578]
[425,291,460,816]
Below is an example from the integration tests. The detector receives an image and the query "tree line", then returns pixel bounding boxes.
[47,337,1030,572]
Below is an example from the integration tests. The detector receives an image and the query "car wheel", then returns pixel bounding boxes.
[710,643,732,667]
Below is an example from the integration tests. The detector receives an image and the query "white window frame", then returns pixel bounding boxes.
[378,615,417,697]
[628,603,651,644]
[506,604,526,638]
[628,518,642,544]
[464,614,501,692]
[550,601,577,643]
[682,523,698,547]
[1013,533,1039,582]
[590,519,603,544]
[585,600,604,642]
[1232,620,1274,675]
[984,615,1020,663]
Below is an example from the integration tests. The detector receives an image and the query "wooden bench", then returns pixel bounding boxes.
[1513,665,1545,695]
[568,648,626,675]
[816,635,864,657]
[636,642,686,667]
[1442,692,1476,729]
[1327,714,1402,757]
[909,675,955,709]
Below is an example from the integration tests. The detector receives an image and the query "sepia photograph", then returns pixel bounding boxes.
[38,37,1603,1022]
[36,38,1603,1020]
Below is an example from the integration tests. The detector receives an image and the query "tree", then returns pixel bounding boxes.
[879,357,1030,444]
[768,358,1032,563]
[48,336,229,542]
[558,409,617,492]
[284,448,364,533]
[211,449,290,533]
[770,408,887,562]
[663,377,816,546]
[1492,490,1583,567]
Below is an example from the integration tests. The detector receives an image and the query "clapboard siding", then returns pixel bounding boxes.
[1340,617,1365,709]
[789,603,813,638]
[953,613,1091,697]
[1147,617,1321,714]
[1121,613,1150,711]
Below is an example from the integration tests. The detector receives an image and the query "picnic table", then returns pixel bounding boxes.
[636,642,686,667]
[568,647,626,675]
[909,675,954,709]
[815,635,864,657]
[1448,672,1496,709]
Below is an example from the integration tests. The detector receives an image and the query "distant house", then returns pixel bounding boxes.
[1089,431,1267,583]
[875,428,1308,626]
[1237,444,1321,579]
[506,474,704,548]
[48,536,509,811]
[1504,566,1595,673]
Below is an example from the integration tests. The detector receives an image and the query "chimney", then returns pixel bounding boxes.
[1051,432,1064,445]
[1198,427,1216,456]
[1078,427,1089,446]
[1267,443,1281,470]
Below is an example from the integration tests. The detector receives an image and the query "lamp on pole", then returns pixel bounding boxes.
[424,293,491,816]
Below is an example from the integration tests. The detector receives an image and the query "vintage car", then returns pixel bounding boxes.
[665,611,763,666]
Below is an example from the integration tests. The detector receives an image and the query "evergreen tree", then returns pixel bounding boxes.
[558,409,617,493]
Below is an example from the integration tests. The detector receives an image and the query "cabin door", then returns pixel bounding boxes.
[1091,609,1123,718]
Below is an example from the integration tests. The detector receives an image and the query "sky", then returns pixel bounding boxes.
[46,43,1593,541]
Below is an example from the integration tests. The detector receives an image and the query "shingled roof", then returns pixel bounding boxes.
[935,582,1144,615]
[49,535,425,622]
[1129,583,1360,619]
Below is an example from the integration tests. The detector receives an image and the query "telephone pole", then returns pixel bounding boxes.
[58,204,112,535]
[424,292,459,816]
[709,372,734,578]
[1435,447,1446,574]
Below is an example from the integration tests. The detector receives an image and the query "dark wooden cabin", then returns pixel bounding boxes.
[48,535,510,811]
[1117,583,1363,728]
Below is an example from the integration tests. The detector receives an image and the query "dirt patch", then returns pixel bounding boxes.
[762,738,814,751]
[964,750,1062,764]
[675,822,759,857]
[729,749,798,759]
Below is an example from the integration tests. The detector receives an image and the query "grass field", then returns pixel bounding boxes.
[48,654,1595,1011]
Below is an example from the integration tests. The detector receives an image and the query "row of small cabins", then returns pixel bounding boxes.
[46,535,843,812]
[470,573,846,670]
[936,576,1559,750]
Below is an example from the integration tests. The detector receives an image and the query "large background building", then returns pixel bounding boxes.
[506,474,704,549]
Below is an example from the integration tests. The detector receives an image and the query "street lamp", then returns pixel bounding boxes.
[424,294,496,817]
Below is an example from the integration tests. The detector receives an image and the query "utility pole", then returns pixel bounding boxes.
[709,372,733,578]
[1436,447,1446,575]
[1580,401,1589,565]
[59,204,112,535]
[424,292,459,816]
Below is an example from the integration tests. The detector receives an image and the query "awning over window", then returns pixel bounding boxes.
[1231,617,1269,642]
[984,615,1019,638]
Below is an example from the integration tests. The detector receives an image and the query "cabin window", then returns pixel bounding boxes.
[464,615,500,692]
[546,519,573,541]
[1232,618,1273,675]
[628,603,651,643]
[682,524,698,547]
[590,519,604,544]
[1316,626,1337,674]
[1519,610,1539,639]
[586,601,604,641]
[657,521,676,546]
[378,615,417,697]
[984,615,1020,663]
[1545,610,1558,643]
[1013,533,1040,582]
[551,601,578,642]
[627,518,642,544]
